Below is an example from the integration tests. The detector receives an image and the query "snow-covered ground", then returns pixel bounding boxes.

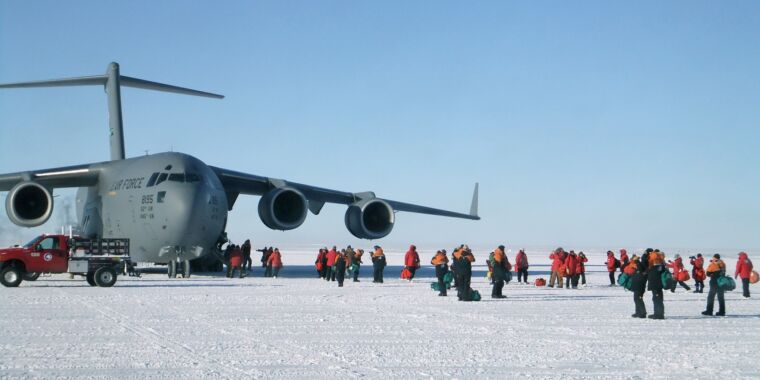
[1,248,758,379]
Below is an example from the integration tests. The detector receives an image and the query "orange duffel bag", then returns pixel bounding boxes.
[535,278,546,287]
[677,271,690,282]
[750,270,759,284]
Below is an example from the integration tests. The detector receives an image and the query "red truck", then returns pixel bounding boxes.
[0,234,133,288]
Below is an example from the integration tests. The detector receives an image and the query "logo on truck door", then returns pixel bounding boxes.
[44,253,53,262]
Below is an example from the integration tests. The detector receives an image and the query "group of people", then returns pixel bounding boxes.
[621,249,754,319]
[315,245,392,287]
[548,248,589,289]
[223,240,283,278]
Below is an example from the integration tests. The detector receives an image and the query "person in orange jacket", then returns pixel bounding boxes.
[606,251,618,286]
[404,245,421,281]
[548,248,566,288]
[491,245,508,298]
[644,248,666,319]
[690,254,706,293]
[735,252,753,298]
[514,249,529,284]
[577,251,589,286]
[626,255,648,318]
[667,254,691,292]
[326,246,338,282]
[564,251,579,289]
[227,244,244,278]
[618,249,630,282]
[371,246,387,283]
[455,246,476,301]
[431,250,449,296]
[267,248,283,278]
[702,254,727,316]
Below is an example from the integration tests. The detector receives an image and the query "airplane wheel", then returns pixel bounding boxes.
[168,260,177,278]
[94,267,117,287]
[1,266,22,287]
[86,272,97,286]
[23,272,41,281]
[181,260,191,278]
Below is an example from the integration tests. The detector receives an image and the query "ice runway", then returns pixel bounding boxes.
[1,258,758,379]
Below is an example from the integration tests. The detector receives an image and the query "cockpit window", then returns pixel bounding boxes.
[168,173,184,182]
[155,173,168,186]
[146,172,159,187]
[185,172,202,183]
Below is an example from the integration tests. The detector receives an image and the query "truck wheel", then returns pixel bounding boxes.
[94,267,117,287]
[86,272,97,286]
[1,266,23,287]
[181,260,191,278]
[23,272,41,281]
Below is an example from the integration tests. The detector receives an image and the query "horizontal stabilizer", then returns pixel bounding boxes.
[120,76,223,99]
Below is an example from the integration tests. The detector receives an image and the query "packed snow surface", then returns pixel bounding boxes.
[1,248,758,379]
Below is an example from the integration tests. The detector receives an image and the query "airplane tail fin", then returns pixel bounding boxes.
[0,62,223,161]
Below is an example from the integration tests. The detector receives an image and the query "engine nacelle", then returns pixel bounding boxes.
[257,187,308,230]
[344,199,395,240]
[5,182,54,227]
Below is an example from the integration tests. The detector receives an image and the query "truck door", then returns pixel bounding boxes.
[34,236,69,273]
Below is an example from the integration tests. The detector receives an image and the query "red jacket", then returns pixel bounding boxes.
[606,252,616,272]
[550,251,565,272]
[326,249,337,266]
[576,254,588,274]
[267,251,283,268]
[404,245,420,268]
[619,249,629,272]
[668,257,685,276]
[565,254,578,276]
[229,248,243,267]
[736,252,754,279]
[515,251,528,271]
[690,256,706,281]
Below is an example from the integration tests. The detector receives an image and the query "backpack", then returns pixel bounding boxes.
[401,268,412,280]
[431,282,450,291]
[470,289,481,302]
[717,276,736,291]
[443,272,454,284]
[661,271,675,289]
[617,273,630,287]
[614,258,621,269]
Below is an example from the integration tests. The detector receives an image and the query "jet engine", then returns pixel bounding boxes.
[344,199,395,240]
[257,187,308,230]
[5,182,54,227]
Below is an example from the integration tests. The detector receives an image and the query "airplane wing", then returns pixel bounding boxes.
[209,166,479,220]
[0,163,102,191]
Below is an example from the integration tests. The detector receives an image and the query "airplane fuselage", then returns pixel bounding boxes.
[76,152,227,263]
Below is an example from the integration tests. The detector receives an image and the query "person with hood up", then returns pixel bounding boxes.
[227,245,244,278]
[264,247,274,277]
[645,249,666,319]
[267,248,283,278]
[606,251,618,286]
[703,254,727,316]
[334,250,347,287]
[491,245,508,298]
[352,248,364,282]
[456,246,476,301]
[564,251,579,289]
[549,248,566,288]
[371,246,387,283]
[618,249,630,281]
[577,251,589,286]
[326,246,338,282]
[515,249,529,284]
[735,251,753,298]
[315,248,327,279]
[690,254,706,293]
[242,239,252,272]
[667,254,691,292]
[431,250,450,296]
[404,245,421,281]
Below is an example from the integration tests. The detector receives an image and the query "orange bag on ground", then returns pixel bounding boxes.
[535,278,546,287]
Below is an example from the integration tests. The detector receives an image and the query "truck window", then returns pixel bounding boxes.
[38,237,59,250]
[23,236,41,248]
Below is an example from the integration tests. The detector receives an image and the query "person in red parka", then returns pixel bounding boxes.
[606,251,618,286]
[515,249,529,284]
[315,248,327,279]
[326,246,338,282]
[549,248,566,288]
[690,253,706,293]
[735,252,754,298]
[404,245,421,281]
[267,248,283,278]
[564,251,579,289]
[667,254,691,292]
[577,251,589,286]
[618,249,630,282]
[227,244,244,278]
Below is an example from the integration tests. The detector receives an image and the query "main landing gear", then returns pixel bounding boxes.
[167,259,191,278]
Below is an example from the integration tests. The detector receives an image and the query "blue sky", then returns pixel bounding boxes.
[1,1,758,251]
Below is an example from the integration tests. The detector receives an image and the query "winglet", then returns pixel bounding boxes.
[469,182,479,218]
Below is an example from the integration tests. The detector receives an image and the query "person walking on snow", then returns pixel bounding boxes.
[404,245,421,281]
[618,249,630,282]
[690,254,706,293]
[606,251,618,286]
[703,254,727,316]
[627,255,648,318]
[267,248,283,278]
[549,248,566,288]
[735,252,753,298]
[577,251,589,286]
[431,250,449,296]
[372,246,387,283]
[326,246,338,282]
[515,249,529,284]
[334,250,347,287]
[667,254,691,292]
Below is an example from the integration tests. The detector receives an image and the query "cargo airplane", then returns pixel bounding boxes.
[0,63,479,277]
